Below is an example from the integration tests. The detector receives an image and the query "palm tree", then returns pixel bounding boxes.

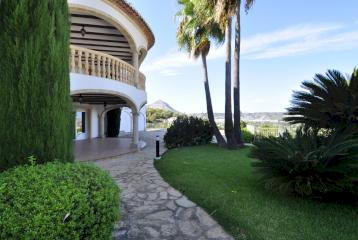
[215,0,237,148]
[176,0,227,147]
[284,69,358,132]
[215,0,255,147]
[233,1,254,146]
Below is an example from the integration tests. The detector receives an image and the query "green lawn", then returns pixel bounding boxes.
[155,145,358,240]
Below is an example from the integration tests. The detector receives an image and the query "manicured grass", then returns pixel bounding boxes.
[155,145,358,240]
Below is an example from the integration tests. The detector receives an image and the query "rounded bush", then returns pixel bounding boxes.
[242,128,254,143]
[0,162,120,239]
[164,116,213,149]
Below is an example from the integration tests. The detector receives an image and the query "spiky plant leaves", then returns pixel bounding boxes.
[251,128,358,201]
[285,69,358,132]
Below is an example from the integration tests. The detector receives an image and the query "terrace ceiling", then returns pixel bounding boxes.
[70,13,132,63]
[72,93,127,105]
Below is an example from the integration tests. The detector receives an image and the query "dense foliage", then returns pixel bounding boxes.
[251,128,358,201]
[242,128,254,143]
[107,108,121,137]
[285,69,358,132]
[0,161,120,239]
[146,108,175,123]
[0,0,73,171]
[164,116,213,149]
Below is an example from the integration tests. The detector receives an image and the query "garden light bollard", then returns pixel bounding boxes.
[155,135,161,160]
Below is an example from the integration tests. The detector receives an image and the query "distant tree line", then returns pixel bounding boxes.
[146,108,179,123]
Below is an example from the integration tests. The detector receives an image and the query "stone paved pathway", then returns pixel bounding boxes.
[93,131,233,240]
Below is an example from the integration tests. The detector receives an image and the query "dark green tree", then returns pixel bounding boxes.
[0,0,73,171]
[107,109,121,137]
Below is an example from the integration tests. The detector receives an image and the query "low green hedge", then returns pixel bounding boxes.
[0,161,120,239]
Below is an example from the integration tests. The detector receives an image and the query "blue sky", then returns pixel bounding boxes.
[127,0,358,113]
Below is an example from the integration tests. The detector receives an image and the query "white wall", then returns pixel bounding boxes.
[120,107,146,133]
[70,73,147,112]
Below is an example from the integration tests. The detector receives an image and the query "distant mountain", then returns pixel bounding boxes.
[147,100,178,113]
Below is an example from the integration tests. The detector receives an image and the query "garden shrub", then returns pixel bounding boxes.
[251,128,358,202]
[164,116,213,149]
[242,128,254,143]
[0,161,120,239]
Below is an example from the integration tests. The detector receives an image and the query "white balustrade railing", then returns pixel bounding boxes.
[70,45,145,90]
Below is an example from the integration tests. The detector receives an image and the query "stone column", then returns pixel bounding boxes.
[99,112,105,138]
[132,111,139,145]
[132,51,139,87]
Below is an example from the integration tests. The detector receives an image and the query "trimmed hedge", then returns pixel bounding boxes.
[164,116,213,149]
[0,162,120,239]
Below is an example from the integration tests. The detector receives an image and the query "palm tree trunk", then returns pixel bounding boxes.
[233,2,244,146]
[224,17,237,149]
[201,54,227,147]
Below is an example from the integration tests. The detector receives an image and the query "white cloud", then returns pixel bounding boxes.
[142,22,358,76]
[141,50,200,75]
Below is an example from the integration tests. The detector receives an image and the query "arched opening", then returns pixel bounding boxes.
[106,108,121,137]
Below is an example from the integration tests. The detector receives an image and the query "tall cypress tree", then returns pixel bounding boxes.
[0,0,73,171]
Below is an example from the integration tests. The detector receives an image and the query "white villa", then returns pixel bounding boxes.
[68,0,154,146]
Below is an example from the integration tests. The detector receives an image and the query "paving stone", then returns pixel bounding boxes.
[168,188,182,197]
[175,196,196,208]
[159,191,168,200]
[161,224,177,237]
[206,226,229,239]
[196,208,217,228]
[144,226,160,238]
[166,200,176,211]
[145,210,173,220]
[178,220,202,237]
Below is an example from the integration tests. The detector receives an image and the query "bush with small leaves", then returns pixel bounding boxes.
[0,161,120,239]
[164,116,213,149]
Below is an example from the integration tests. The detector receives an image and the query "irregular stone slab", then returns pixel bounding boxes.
[161,224,177,237]
[178,220,202,237]
[91,130,233,240]
[145,210,173,221]
[168,188,182,197]
[206,226,230,239]
[175,196,196,208]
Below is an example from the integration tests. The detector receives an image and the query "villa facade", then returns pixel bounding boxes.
[68,0,154,145]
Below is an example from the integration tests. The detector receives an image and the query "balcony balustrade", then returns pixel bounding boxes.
[70,45,145,90]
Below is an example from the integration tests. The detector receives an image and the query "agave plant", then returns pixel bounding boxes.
[284,69,358,132]
[251,128,358,200]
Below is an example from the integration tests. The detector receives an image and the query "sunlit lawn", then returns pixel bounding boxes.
[155,145,358,240]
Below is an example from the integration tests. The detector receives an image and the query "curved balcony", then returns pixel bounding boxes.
[70,45,146,90]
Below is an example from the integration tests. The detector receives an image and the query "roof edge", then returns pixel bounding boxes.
[106,0,155,50]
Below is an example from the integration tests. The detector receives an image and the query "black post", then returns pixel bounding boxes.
[155,135,161,160]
